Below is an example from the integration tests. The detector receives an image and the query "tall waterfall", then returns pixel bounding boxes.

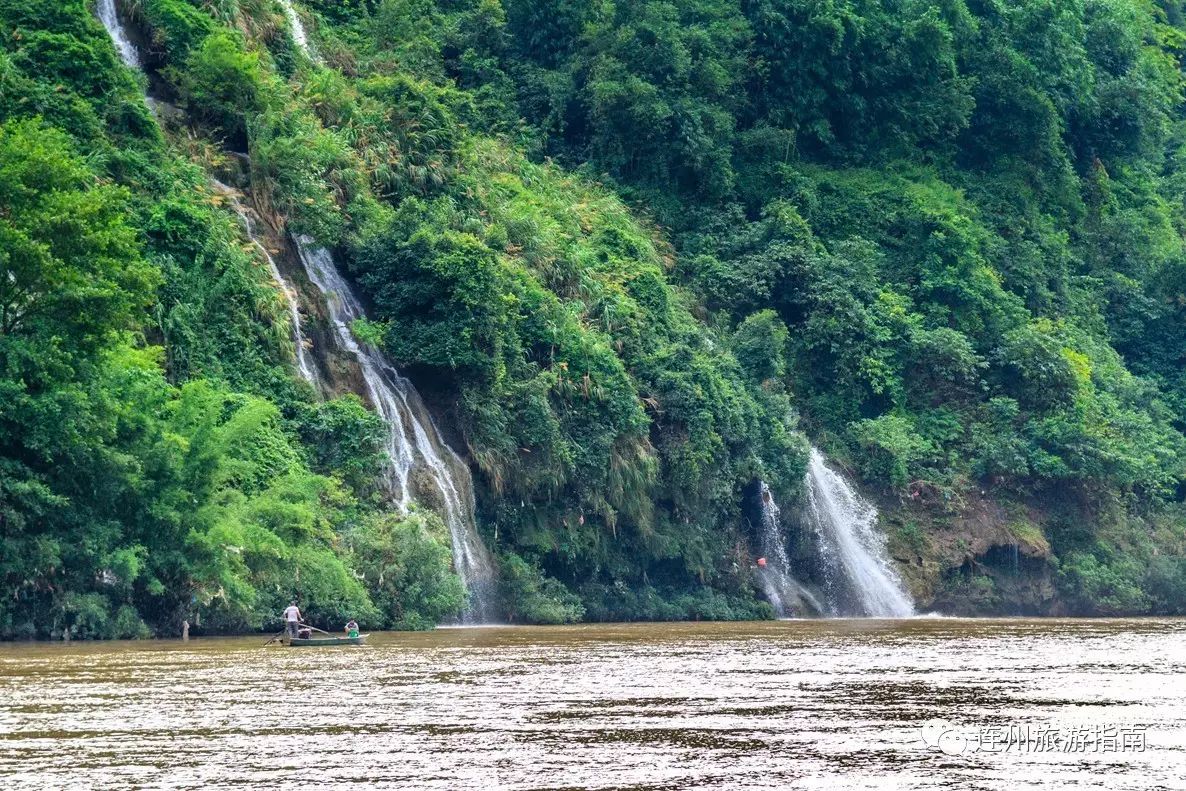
[280,0,319,62]
[96,0,140,68]
[755,482,822,618]
[97,1,497,621]
[274,11,494,619]
[804,448,914,617]
[211,181,319,388]
[293,239,498,622]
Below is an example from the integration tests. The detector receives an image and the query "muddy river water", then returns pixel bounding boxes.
[1,618,1184,789]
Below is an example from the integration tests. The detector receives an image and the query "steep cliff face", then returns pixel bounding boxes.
[208,169,346,398]
[470,0,1186,614]
[880,487,1186,616]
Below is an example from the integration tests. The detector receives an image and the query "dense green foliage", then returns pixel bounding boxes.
[114,0,805,621]
[1,0,1184,635]
[0,0,456,637]
[430,0,1186,609]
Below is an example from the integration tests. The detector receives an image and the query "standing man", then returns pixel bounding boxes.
[283,600,302,641]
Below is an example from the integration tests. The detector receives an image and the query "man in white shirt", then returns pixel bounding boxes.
[283,601,302,641]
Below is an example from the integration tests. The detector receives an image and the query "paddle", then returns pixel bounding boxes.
[263,628,286,647]
[299,623,337,636]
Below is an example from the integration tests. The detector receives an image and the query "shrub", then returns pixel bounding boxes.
[499,553,584,624]
[732,309,790,384]
[850,414,937,488]
[348,512,467,630]
[174,30,267,141]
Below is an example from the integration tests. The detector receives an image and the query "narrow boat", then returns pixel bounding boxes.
[288,634,368,647]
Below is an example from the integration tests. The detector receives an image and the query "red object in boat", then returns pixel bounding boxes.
[756,557,767,567]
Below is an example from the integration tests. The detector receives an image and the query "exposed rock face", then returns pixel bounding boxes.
[878,491,1062,615]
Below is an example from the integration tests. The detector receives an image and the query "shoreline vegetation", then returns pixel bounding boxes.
[1,0,1185,640]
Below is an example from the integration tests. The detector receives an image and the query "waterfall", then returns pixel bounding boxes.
[292,238,498,622]
[755,482,822,618]
[210,180,319,388]
[804,448,914,617]
[95,0,170,117]
[271,7,501,615]
[96,0,140,68]
[101,0,317,398]
[98,0,495,622]
[280,0,319,62]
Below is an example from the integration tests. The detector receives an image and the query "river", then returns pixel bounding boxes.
[1,618,1184,789]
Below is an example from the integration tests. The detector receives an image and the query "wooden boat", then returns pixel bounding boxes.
[288,634,368,647]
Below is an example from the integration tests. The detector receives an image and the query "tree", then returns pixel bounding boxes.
[0,119,154,345]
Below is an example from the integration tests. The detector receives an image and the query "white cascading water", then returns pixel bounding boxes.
[95,0,170,118]
[755,482,822,618]
[98,2,498,621]
[293,239,498,622]
[210,181,319,388]
[97,0,140,68]
[804,447,914,617]
[279,0,320,63]
[279,1,496,621]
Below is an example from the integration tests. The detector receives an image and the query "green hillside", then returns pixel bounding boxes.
[1,0,1184,637]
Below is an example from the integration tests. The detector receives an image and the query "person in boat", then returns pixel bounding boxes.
[283,600,302,641]
[345,619,359,638]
